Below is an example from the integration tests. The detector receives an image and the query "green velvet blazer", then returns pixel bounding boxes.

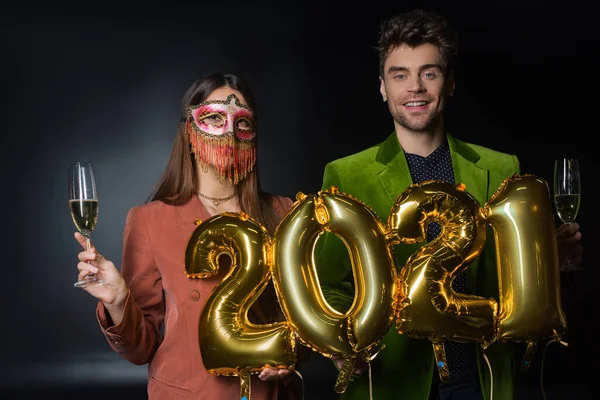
[315,132,521,400]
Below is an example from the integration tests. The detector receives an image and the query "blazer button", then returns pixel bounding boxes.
[189,290,201,301]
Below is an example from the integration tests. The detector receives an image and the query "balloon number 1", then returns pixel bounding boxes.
[185,175,567,398]
[484,175,567,369]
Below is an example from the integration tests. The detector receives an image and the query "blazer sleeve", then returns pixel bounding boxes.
[95,206,164,365]
[313,162,355,313]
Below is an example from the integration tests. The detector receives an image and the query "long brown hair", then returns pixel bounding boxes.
[149,72,282,234]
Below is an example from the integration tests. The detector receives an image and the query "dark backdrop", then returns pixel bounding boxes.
[1,0,596,399]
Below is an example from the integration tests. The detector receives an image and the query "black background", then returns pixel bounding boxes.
[1,0,596,398]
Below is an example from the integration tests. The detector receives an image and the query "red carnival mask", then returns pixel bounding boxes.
[186,93,256,185]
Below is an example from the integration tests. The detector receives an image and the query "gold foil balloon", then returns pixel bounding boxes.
[484,174,567,369]
[184,212,296,400]
[181,176,568,395]
[387,180,497,381]
[272,188,397,393]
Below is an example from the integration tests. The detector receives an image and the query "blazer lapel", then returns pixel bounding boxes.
[448,134,487,208]
[375,132,489,209]
[375,132,490,291]
[176,195,212,235]
[375,132,413,209]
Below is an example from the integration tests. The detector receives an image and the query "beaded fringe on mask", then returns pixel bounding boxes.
[187,118,256,185]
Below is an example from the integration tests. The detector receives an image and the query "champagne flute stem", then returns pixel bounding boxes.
[85,234,98,280]
[562,222,572,268]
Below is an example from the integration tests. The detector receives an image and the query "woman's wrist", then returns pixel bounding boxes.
[104,281,129,310]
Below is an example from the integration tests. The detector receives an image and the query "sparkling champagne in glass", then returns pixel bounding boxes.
[69,162,104,287]
[553,158,581,270]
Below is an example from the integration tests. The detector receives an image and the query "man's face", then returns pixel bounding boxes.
[379,43,454,133]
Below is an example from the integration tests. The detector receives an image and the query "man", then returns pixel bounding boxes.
[315,9,582,400]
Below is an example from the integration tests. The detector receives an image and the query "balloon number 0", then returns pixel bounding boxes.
[273,189,397,393]
[185,175,567,398]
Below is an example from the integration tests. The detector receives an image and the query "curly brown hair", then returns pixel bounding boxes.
[376,9,459,76]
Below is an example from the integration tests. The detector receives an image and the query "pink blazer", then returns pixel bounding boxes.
[96,195,296,399]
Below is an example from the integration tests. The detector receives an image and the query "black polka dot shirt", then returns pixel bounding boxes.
[404,140,477,380]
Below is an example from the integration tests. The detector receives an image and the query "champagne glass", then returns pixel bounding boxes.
[553,158,581,271]
[69,162,104,287]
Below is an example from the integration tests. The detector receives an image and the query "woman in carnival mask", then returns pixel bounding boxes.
[73,71,303,400]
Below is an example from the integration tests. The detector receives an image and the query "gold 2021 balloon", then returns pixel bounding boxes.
[182,174,569,394]
[272,188,397,393]
[484,174,567,367]
[387,180,497,381]
[185,212,296,400]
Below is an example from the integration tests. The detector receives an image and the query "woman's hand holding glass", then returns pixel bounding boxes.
[75,231,129,324]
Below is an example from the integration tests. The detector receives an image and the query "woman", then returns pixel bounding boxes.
[74,71,301,399]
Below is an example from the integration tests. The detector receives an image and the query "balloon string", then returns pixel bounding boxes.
[540,338,568,400]
[367,344,386,400]
[482,350,493,400]
[368,360,373,400]
[293,369,305,400]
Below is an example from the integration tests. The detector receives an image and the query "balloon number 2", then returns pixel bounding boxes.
[386,180,496,382]
[185,174,567,399]
[184,212,297,400]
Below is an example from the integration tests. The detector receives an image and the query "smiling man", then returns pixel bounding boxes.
[314,9,582,400]
[380,42,451,150]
